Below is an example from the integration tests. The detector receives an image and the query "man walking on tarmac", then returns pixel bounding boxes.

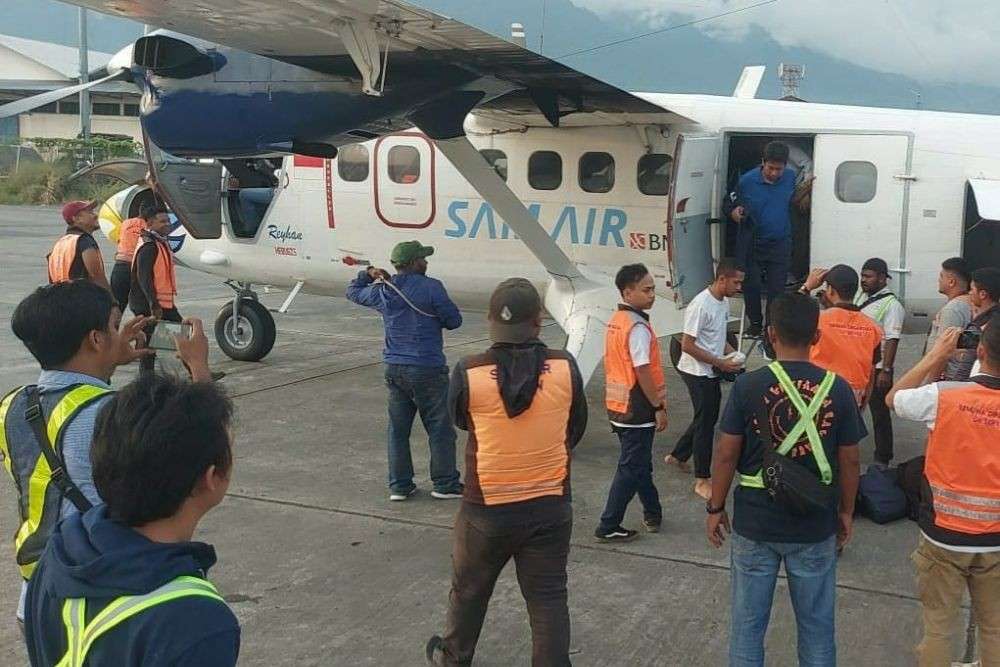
[347,241,464,501]
[665,258,745,499]
[855,257,906,465]
[707,292,864,667]
[110,204,169,310]
[129,207,183,374]
[425,278,587,667]
[888,315,1000,667]
[47,200,111,294]
[800,265,883,407]
[595,264,667,543]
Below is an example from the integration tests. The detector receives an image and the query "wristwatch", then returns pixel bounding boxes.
[706,500,726,514]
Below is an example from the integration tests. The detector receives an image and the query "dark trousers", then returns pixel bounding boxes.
[740,235,791,327]
[139,307,182,373]
[598,426,662,531]
[670,372,721,478]
[442,501,573,667]
[109,261,131,310]
[869,379,894,464]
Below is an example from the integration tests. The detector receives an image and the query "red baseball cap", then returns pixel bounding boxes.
[61,200,97,224]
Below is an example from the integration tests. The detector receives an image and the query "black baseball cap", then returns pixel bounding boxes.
[488,278,542,344]
[861,257,891,278]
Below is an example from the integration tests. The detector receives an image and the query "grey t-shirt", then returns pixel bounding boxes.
[926,297,973,377]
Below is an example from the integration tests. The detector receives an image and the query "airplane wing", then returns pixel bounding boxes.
[63,0,687,128]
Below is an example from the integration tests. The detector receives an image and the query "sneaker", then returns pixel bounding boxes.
[745,322,763,338]
[389,487,417,502]
[594,526,640,543]
[643,517,662,533]
[425,635,446,666]
[431,487,463,500]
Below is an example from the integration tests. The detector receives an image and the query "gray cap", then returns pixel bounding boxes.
[488,278,542,344]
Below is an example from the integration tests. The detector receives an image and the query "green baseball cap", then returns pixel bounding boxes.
[390,240,434,266]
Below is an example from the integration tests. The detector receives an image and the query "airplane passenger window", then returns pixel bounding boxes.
[835,161,877,203]
[388,145,420,184]
[579,152,615,193]
[637,154,673,196]
[480,149,507,181]
[528,151,562,191]
[337,144,370,182]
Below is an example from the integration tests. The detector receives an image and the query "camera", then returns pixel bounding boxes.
[957,329,981,350]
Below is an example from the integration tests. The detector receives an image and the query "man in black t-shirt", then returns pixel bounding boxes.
[706,292,864,667]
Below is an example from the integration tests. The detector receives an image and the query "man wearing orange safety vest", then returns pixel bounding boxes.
[129,206,179,373]
[425,278,587,667]
[110,205,166,310]
[47,200,111,295]
[888,314,1000,667]
[595,263,667,543]
[800,265,883,407]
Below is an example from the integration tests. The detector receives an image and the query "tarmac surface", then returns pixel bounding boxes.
[0,205,944,665]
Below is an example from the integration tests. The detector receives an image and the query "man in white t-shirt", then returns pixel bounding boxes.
[666,258,745,500]
[856,257,907,465]
[887,316,1000,666]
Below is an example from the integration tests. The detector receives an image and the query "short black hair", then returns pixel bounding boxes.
[768,293,819,347]
[92,374,234,526]
[140,203,169,220]
[942,257,970,286]
[715,257,743,280]
[971,267,1000,302]
[983,313,1000,368]
[825,264,859,300]
[11,281,114,369]
[763,141,789,164]
[615,263,650,294]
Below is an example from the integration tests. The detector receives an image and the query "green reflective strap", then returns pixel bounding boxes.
[59,576,224,667]
[873,297,894,323]
[0,388,23,479]
[739,472,765,488]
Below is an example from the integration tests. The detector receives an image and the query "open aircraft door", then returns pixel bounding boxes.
[667,134,718,306]
[374,133,435,228]
[144,129,223,239]
[810,134,910,292]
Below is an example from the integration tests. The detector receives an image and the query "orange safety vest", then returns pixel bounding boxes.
[464,353,574,505]
[47,233,84,284]
[921,379,1000,546]
[809,306,883,395]
[605,306,665,424]
[133,235,177,308]
[115,217,145,263]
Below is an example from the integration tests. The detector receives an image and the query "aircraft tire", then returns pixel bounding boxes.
[214,299,276,362]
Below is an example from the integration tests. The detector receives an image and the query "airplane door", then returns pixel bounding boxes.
[144,129,222,239]
[667,133,718,306]
[810,134,910,287]
[374,134,435,228]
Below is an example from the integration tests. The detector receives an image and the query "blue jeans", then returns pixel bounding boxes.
[384,364,460,494]
[730,533,837,667]
[597,426,662,531]
[739,234,791,327]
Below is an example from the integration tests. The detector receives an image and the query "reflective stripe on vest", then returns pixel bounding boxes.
[739,362,836,488]
[133,237,177,308]
[604,309,665,420]
[854,291,898,324]
[48,235,82,284]
[0,385,111,579]
[57,575,225,667]
[925,382,1000,536]
[466,358,572,505]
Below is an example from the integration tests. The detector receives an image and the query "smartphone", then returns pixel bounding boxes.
[957,329,981,350]
[149,322,192,351]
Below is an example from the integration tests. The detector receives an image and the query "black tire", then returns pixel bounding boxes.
[214,299,276,361]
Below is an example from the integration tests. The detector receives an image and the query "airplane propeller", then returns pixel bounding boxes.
[0,69,132,120]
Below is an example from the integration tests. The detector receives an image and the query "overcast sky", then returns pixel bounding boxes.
[569,0,990,87]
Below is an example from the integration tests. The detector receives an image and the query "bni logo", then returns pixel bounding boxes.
[628,232,647,250]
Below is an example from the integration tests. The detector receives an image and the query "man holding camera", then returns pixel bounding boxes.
[947,267,999,381]
[706,293,863,667]
[887,315,1000,666]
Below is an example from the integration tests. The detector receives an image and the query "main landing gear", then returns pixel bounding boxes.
[214,281,277,362]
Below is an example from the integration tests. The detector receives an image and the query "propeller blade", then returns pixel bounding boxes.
[0,71,129,120]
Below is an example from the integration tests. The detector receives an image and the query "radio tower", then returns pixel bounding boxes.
[778,63,805,99]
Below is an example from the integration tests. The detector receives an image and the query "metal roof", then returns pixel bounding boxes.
[0,33,112,80]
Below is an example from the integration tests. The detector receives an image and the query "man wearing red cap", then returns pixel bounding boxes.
[47,201,111,296]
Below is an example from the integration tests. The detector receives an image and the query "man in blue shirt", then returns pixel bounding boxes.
[727,142,811,340]
[347,241,464,501]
